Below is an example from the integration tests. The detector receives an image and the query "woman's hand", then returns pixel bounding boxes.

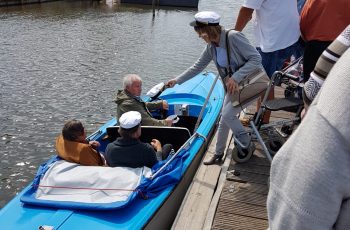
[151,139,162,151]
[166,79,177,88]
[225,77,239,95]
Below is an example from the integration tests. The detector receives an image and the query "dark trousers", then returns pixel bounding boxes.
[156,144,174,161]
[303,40,332,81]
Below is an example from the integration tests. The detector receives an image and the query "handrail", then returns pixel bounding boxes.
[149,132,206,180]
[281,56,303,73]
[194,74,221,132]
[86,129,102,142]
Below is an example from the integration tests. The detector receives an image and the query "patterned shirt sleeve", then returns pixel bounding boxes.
[303,25,350,106]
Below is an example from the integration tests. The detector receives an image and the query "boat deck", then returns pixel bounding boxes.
[173,88,299,229]
[212,144,270,229]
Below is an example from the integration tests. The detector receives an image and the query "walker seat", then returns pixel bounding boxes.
[264,97,303,112]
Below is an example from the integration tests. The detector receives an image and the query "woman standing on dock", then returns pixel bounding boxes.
[166,11,261,165]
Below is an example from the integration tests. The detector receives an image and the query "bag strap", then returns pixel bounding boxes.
[225,29,241,77]
[225,30,234,77]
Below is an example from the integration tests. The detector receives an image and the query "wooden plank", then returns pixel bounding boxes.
[223,181,269,196]
[216,200,268,219]
[210,139,271,229]
[230,161,271,173]
[226,169,269,185]
[172,131,233,230]
[172,166,221,229]
[212,212,268,230]
[220,188,267,207]
[234,151,271,166]
[220,182,268,208]
[203,143,233,230]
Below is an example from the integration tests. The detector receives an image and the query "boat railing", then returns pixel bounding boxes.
[150,73,220,180]
[194,74,220,131]
[149,131,206,180]
[86,129,102,142]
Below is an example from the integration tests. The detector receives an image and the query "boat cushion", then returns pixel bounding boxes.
[20,140,191,210]
[35,160,151,203]
[20,157,154,210]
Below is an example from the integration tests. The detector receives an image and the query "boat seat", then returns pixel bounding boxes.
[173,115,198,134]
[106,126,191,151]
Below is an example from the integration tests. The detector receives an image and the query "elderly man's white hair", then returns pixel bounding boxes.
[123,74,142,89]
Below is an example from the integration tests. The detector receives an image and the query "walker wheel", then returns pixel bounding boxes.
[281,125,293,136]
[232,143,255,163]
[284,86,297,98]
[267,138,285,156]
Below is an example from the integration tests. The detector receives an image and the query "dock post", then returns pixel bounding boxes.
[152,0,155,16]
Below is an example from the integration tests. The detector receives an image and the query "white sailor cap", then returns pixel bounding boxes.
[189,11,221,27]
[119,111,141,129]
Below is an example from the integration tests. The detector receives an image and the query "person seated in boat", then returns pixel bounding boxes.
[105,111,173,168]
[115,74,173,127]
[55,120,105,166]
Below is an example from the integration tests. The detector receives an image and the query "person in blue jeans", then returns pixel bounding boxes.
[256,43,303,78]
[235,0,303,123]
[297,0,306,14]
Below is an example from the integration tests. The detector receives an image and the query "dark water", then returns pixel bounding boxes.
[0,0,253,208]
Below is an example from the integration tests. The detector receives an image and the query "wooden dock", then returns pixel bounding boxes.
[212,145,270,229]
[172,88,298,229]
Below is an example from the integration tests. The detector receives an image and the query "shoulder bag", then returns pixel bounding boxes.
[225,30,270,107]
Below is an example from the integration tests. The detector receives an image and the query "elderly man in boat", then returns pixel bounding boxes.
[105,111,173,168]
[55,120,105,166]
[115,74,173,126]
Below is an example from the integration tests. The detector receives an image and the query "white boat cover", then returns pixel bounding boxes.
[35,160,151,203]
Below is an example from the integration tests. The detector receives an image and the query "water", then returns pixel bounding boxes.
[0,0,253,208]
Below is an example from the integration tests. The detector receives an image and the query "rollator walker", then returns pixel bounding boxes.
[232,57,304,163]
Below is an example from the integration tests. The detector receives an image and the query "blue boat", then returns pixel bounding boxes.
[120,0,199,8]
[0,72,224,229]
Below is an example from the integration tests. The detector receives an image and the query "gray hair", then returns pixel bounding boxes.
[123,74,142,89]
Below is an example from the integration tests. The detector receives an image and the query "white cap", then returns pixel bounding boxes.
[189,11,221,27]
[119,111,141,129]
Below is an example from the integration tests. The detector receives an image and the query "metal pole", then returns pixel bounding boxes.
[194,74,220,132]
[249,120,273,162]
[149,132,199,180]
[152,0,156,17]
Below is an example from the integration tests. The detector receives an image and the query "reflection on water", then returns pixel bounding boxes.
[0,0,249,208]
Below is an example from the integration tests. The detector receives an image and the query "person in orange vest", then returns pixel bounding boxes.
[55,120,105,166]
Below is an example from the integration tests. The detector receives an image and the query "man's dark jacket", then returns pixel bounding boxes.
[105,137,158,168]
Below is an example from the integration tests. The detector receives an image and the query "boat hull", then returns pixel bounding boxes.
[0,72,224,229]
[145,119,217,229]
